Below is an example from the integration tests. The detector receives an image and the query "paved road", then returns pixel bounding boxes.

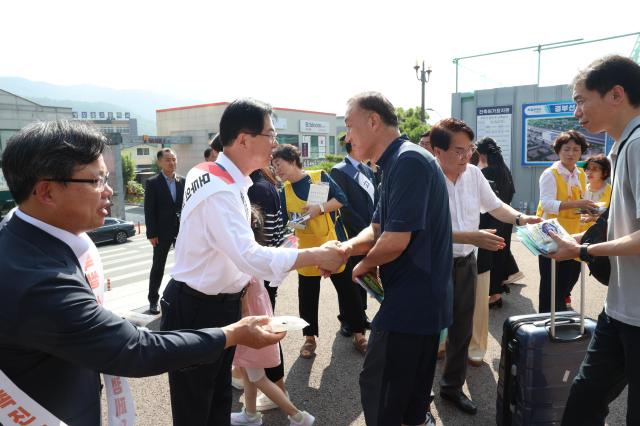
[98,234,174,290]
[124,204,145,226]
[99,235,627,425]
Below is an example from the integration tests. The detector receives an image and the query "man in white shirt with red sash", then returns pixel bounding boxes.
[0,120,286,426]
[161,98,348,426]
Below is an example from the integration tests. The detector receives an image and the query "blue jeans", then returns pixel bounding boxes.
[562,309,640,425]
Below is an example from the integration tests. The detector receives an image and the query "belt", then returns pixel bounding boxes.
[174,280,246,302]
[453,251,475,267]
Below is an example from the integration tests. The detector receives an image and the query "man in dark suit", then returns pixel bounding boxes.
[330,137,378,336]
[0,120,284,425]
[144,148,184,314]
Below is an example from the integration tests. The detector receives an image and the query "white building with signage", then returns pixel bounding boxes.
[157,102,345,176]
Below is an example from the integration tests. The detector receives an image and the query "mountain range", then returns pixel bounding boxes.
[0,77,204,136]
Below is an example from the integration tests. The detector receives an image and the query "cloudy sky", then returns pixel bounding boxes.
[2,0,638,121]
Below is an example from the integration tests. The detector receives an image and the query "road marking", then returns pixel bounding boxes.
[102,252,152,266]
[104,258,154,274]
[98,247,127,254]
[107,263,175,283]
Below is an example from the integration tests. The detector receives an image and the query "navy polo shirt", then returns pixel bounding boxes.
[371,136,453,335]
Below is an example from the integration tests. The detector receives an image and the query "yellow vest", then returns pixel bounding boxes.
[582,183,612,231]
[283,170,345,276]
[536,167,587,234]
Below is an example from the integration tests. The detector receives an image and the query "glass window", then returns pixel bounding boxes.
[277,134,299,147]
[310,136,319,159]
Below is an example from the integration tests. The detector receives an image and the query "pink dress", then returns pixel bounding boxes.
[232,278,281,369]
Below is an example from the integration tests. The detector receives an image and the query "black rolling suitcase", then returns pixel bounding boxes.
[496,260,596,425]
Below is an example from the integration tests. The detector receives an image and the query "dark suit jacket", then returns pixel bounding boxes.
[330,159,379,239]
[144,173,184,242]
[0,216,226,425]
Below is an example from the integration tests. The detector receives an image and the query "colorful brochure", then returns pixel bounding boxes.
[354,272,384,303]
[516,218,572,256]
[289,212,311,230]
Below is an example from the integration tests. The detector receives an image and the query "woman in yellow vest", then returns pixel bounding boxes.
[536,130,598,313]
[272,144,368,359]
[581,154,612,227]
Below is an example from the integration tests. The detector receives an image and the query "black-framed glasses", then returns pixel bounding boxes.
[43,173,110,191]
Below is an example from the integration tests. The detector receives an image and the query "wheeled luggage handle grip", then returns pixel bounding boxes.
[550,260,587,339]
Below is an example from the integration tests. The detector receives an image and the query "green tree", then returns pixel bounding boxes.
[396,107,430,143]
[121,153,136,184]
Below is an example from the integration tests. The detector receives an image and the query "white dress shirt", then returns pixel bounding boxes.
[538,161,583,217]
[15,209,90,257]
[171,153,298,295]
[443,164,502,257]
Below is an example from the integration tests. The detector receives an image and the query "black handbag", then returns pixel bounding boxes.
[581,124,640,285]
[581,209,610,284]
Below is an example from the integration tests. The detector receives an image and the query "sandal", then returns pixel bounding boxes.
[353,335,368,355]
[300,339,317,359]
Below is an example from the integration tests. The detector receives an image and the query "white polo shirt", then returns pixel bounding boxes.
[442,163,502,258]
[171,153,298,295]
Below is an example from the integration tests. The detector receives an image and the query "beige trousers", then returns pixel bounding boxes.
[469,270,490,360]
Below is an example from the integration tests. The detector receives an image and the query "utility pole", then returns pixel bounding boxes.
[414,61,432,123]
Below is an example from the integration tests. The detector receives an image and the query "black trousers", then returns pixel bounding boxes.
[360,330,439,425]
[489,223,518,296]
[562,310,640,425]
[148,238,173,304]
[160,279,242,426]
[262,280,284,383]
[538,257,581,313]
[338,256,368,326]
[298,265,366,336]
[441,252,477,393]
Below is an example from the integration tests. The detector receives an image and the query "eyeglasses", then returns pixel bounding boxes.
[44,173,110,191]
[251,133,278,143]
[452,145,477,159]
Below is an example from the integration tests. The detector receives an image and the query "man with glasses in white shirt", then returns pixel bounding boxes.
[431,118,540,416]
[161,98,348,426]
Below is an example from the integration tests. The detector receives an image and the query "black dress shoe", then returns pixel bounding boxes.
[440,391,477,415]
[339,324,353,337]
[149,302,160,315]
[489,298,503,309]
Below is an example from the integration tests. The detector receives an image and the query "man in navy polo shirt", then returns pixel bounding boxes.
[341,91,453,426]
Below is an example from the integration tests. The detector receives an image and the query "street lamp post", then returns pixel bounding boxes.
[414,61,432,123]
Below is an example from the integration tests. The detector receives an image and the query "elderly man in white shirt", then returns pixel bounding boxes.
[431,118,540,416]
[160,98,347,426]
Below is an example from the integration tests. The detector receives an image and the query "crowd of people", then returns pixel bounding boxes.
[1,54,640,426]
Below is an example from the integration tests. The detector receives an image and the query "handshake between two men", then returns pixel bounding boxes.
[220,240,353,351]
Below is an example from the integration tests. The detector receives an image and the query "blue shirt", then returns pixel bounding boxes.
[162,171,177,202]
[372,136,453,335]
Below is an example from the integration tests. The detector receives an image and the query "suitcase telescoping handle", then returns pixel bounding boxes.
[549,259,586,340]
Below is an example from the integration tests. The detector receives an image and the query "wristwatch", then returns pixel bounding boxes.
[579,243,595,263]
[515,214,522,226]
[319,203,325,214]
